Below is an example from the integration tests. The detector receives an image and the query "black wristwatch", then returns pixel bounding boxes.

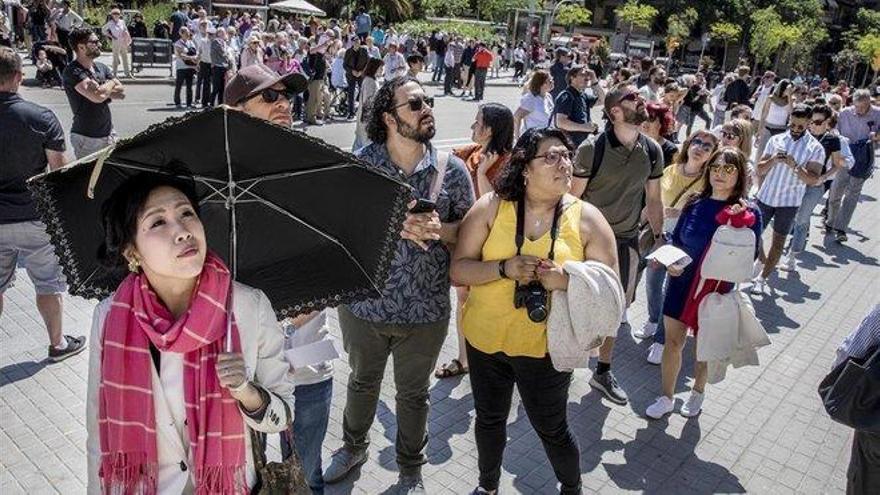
[498,259,509,279]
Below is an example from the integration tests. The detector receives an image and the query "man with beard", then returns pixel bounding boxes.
[571,84,664,406]
[638,65,665,103]
[751,104,824,295]
[62,28,125,159]
[323,76,474,493]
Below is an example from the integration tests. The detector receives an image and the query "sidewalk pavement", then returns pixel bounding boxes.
[2,163,879,493]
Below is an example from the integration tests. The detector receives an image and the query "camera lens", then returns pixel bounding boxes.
[528,306,548,323]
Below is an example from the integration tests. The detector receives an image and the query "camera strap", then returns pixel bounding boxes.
[514,198,564,260]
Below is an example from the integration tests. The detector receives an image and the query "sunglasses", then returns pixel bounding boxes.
[246,87,295,105]
[690,138,715,151]
[394,96,434,112]
[619,92,642,104]
[810,118,826,126]
[534,150,573,166]
[709,163,738,175]
[721,131,740,141]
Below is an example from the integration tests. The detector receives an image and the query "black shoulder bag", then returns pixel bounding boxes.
[817,344,880,433]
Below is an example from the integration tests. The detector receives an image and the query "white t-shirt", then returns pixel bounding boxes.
[519,92,553,133]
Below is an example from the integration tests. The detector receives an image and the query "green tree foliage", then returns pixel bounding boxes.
[856,33,880,71]
[666,7,697,41]
[555,4,592,32]
[615,1,658,33]
[474,0,529,23]
[395,19,496,43]
[709,21,741,70]
[420,0,469,18]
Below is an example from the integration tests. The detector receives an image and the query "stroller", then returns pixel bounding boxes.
[32,41,67,87]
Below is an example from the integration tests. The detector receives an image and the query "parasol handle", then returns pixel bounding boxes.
[86,145,116,199]
[225,278,234,352]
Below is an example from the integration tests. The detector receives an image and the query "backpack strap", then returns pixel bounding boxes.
[588,132,607,180]
[639,133,660,172]
[430,151,450,201]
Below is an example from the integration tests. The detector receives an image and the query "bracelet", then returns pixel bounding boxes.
[498,259,509,279]
[229,379,250,395]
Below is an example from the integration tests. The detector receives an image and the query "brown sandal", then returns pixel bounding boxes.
[434,358,469,379]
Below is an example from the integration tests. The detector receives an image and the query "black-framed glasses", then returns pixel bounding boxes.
[534,150,573,166]
[690,138,715,151]
[394,96,434,112]
[721,131,740,141]
[245,87,295,105]
[810,118,826,126]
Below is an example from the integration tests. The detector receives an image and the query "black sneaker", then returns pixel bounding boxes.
[589,370,629,405]
[470,488,497,494]
[48,335,87,363]
[398,474,426,494]
[835,230,848,243]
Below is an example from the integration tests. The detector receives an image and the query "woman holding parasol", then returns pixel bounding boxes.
[85,173,295,494]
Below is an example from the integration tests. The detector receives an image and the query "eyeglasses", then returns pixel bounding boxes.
[534,150,573,166]
[690,138,715,151]
[709,163,738,175]
[721,131,740,141]
[394,96,434,112]
[810,118,826,126]
[245,87,295,105]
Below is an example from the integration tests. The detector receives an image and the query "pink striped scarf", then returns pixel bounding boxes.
[98,251,247,494]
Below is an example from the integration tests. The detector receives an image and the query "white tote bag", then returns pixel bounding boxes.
[696,291,740,362]
[700,224,756,283]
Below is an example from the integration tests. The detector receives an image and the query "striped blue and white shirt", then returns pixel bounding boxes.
[834,304,880,368]
[757,132,826,208]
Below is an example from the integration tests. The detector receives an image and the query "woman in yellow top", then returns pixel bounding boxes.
[640,130,718,364]
[450,128,617,495]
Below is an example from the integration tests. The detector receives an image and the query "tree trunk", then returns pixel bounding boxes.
[861,63,870,88]
[721,41,729,71]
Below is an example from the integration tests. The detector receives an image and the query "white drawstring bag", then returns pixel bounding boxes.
[700,223,756,283]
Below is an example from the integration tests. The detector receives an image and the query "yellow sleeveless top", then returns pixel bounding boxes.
[462,199,584,358]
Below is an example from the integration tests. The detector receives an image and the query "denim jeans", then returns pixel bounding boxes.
[645,262,667,345]
[280,379,333,494]
[790,185,825,254]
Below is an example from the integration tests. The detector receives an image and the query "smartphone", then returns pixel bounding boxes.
[409,198,436,214]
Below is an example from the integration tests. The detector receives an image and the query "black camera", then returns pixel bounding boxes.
[514,282,549,323]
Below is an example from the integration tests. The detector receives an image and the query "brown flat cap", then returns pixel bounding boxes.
[224,64,308,106]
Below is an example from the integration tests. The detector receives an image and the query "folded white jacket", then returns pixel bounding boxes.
[547,261,625,372]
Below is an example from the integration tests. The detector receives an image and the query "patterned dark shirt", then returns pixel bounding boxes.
[347,142,475,324]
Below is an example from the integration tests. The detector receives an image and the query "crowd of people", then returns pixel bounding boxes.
[2,3,880,493]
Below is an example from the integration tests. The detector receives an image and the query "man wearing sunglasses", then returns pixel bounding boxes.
[782,104,845,272]
[62,28,125,159]
[571,84,664,406]
[225,64,308,127]
[323,77,474,493]
[752,104,825,295]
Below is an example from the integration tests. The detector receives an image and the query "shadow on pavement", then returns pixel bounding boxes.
[0,360,49,388]
[815,237,879,267]
[605,418,746,493]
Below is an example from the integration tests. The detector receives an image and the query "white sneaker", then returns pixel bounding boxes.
[646,343,664,365]
[779,254,797,272]
[749,277,766,295]
[680,391,704,417]
[634,321,658,339]
[646,396,674,419]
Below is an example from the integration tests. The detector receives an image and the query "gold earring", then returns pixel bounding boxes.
[128,257,140,273]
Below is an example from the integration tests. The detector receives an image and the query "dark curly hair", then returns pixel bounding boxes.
[365,75,421,144]
[494,128,573,202]
[97,171,200,275]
